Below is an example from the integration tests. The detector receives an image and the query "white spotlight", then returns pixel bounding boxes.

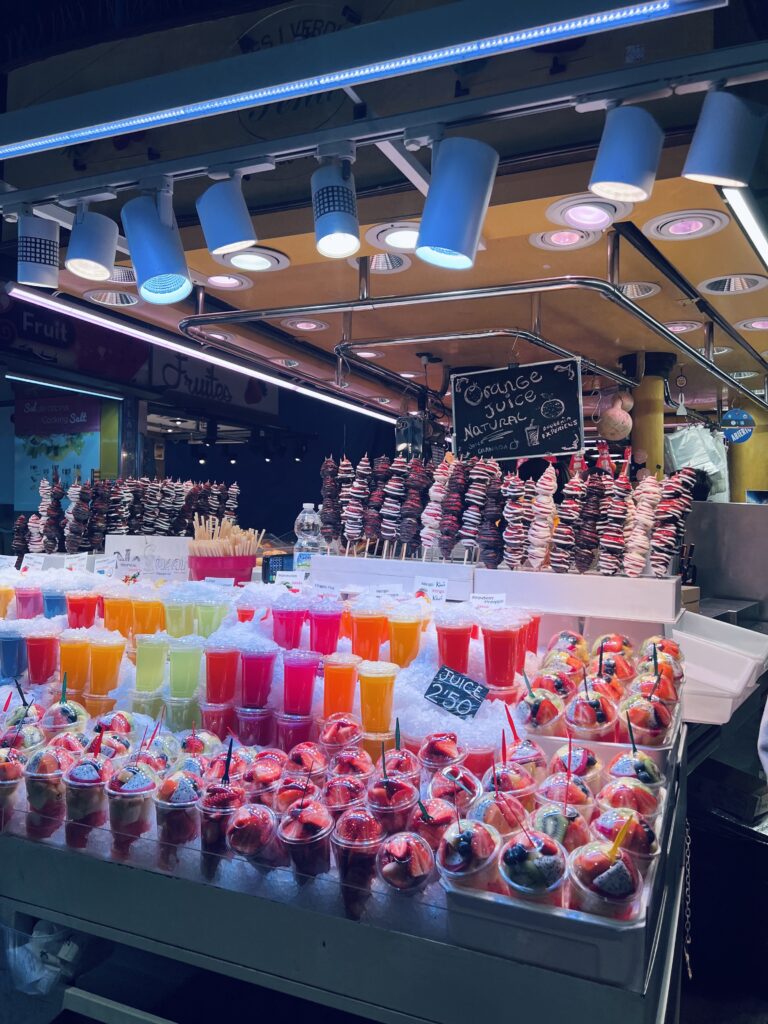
[311,157,360,259]
[65,203,119,282]
[684,90,767,188]
[121,186,192,305]
[195,175,256,256]
[17,212,59,288]
[589,105,663,203]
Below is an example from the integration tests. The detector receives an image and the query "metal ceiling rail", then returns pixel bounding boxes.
[177,274,768,412]
[2,41,768,213]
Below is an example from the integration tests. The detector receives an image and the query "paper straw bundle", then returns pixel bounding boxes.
[189,516,266,556]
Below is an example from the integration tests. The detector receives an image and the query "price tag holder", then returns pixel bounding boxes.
[0,555,18,570]
[424,665,489,721]
[93,554,117,576]
[414,576,448,603]
[470,593,506,612]
[274,570,308,589]
[64,553,89,571]
[21,553,45,571]
[205,577,236,587]
[374,584,403,600]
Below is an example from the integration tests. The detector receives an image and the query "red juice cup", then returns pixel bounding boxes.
[308,600,343,656]
[523,611,542,656]
[14,586,43,619]
[376,747,420,789]
[107,763,157,857]
[436,819,503,893]
[63,754,114,848]
[428,764,483,816]
[499,829,567,906]
[204,645,239,705]
[408,797,455,852]
[274,712,314,751]
[236,706,275,746]
[323,775,367,820]
[319,712,363,757]
[367,774,419,833]
[278,798,334,879]
[568,841,642,920]
[434,603,476,675]
[26,634,59,685]
[240,642,278,707]
[272,593,309,650]
[66,591,99,629]
[377,831,435,895]
[283,650,321,716]
[227,804,289,867]
[237,608,255,623]
[199,702,235,741]
[332,806,386,919]
[154,771,203,863]
[479,609,527,687]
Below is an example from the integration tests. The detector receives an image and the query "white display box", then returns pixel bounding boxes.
[474,568,681,623]
[682,681,758,726]
[309,554,475,601]
[674,610,768,670]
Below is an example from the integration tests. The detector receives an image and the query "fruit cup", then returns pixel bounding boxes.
[377,831,435,896]
[318,712,363,757]
[204,645,239,705]
[89,636,126,696]
[332,806,386,918]
[132,596,166,636]
[134,635,168,693]
[240,641,278,707]
[66,591,99,629]
[178,729,223,758]
[165,697,200,733]
[433,604,476,674]
[0,632,27,678]
[274,712,314,751]
[107,763,157,857]
[41,588,67,619]
[376,747,421,789]
[546,630,589,663]
[227,803,289,867]
[367,774,419,833]
[349,599,388,662]
[308,600,343,656]
[15,586,43,620]
[277,798,334,879]
[417,731,466,783]
[63,754,114,849]
[199,702,235,741]
[467,791,530,839]
[168,637,204,698]
[549,744,604,794]
[200,780,246,867]
[154,771,203,862]
[607,749,664,791]
[236,706,275,747]
[25,634,59,685]
[513,688,567,738]
[329,746,375,782]
[428,764,483,816]
[505,738,549,783]
[591,807,660,876]
[481,761,538,812]
[618,694,673,748]
[357,660,398,734]
[24,746,74,839]
[271,593,309,650]
[322,653,361,718]
[568,841,642,920]
[531,803,592,852]
[499,828,567,906]
[59,633,91,696]
[284,741,327,783]
[323,775,367,820]
[592,633,634,660]
[387,603,423,668]
[282,650,321,716]
[0,749,25,830]
[436,819,502,893]
[407,797,455,852]
[595,778,661,824]
[40,701,87,740]
[241,749,286,805]
[535,772,594,821]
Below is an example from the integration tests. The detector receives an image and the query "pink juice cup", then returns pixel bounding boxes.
[236,707,275,747]
[308,601,343,656]
[199,702,235,741]
[274,712,314,751]
[240,644,278,707]
[204,646,239,705]
[272,593,308,650]
[15,586,43,619]
[283,650,321,716]
[26,635,59,685]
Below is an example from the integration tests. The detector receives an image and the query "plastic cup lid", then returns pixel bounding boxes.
[324,653,362,667]
[357,660,398,676]
[433,602,476,628]
[272,591,309,611]
[388,600,425,623]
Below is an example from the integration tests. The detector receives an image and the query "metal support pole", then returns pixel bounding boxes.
[531,294,542,336]
[358,256,370,302]
[703,322,714,362]
[607,229,620,287]
[194,284,206,317]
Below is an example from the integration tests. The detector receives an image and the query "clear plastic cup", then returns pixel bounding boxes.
[535,772,594,821]
[164,602,195,638]
[102,595,133,638]
[322,653,361,718]
[227,804,288,867]
[271,593,309,650]
[66,591,99,629]
[328,746,375,782]
[568,842,642,920]
[308,600,343,656]
[63,754,114,849]
[531,802,592,852]
[323,775,367,820]
[204,645,239,705]
[0,633,27,678]
[196,600,229,639]
[387,603,423,668]
[14,586,43,619]
[42,589,67,619]
[433,603,476,674]
[89,636,126,696]
[591,807,660,876]
[236,706,275,747]
[318,712,363,757]
[617,694,673,747]
[332,806,386,918]
[274,712,314,751]
[367,774,419,833]
[418,731,466,782]
[548,744,604,794]
[165,696,200,733]
[565,689,619,743]
[168,637,204,698]
[407,797,455,852]
[377,831,435,895]
[358,660,398,734]
[135,635,168,693]
[241,749,286,805]
[481,761,538,812]
[513,689,567,738]
[428,764,483,816]
[479,609,528,687]
[360,731,395,762]
[26,634,59,685]
[349,599,388,662]
[200,780,246,858]
[467,791,530,839]
[199,701,235,741]
[240,642,278,707]
[277,798,334,879]
[154,772,203,856]
[82,692,117,719]
[128,688,165,720]
[436,819,502,892]
[595,778,661,824]
[59,634,91,693]
[376,747,420,788]
[132,597,166,636]
[0,585,14,619]
[499,828,567,906]
[283,650,322,716]
[107,764,157,856]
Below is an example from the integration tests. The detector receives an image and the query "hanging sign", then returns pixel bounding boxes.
[722,409,755,445]
[424,665,489,720]
[451,357,583,461]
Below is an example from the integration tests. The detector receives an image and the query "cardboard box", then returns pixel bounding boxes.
[682,585,700,613]
[692,759,768,823]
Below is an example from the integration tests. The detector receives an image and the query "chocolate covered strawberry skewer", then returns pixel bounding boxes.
[527,464,557,570]
[439,460,467,561]
[501,466,525,570]
[421,457,451,558]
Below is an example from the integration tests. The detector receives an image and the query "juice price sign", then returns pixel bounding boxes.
[424,665,489,720]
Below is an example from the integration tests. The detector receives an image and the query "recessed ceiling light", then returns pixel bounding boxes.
[166,428,172,433]
[108,266,137,284]
[695,344,733,357]
[618,282,661,300]
[529,228,601,251]
[736,318,768,331]
[730,370,758,379]
[198,458,206,465]
[213,246,290,272]
[264,456,271,462]
[230,458,237,465]
[357,351,379,358]
[699,274,768,295]
[84,289,140,307]
[376,397,392,405]
[348,253,411,274]
[643,209,729,241]
[664,321,702,334]
[400,372,417,378]
[280,317,328,332]
[546,194,633,231]
[188,326,233,344]
[365,221,420,253]
[206,273,251,290]
[271,357,301,368]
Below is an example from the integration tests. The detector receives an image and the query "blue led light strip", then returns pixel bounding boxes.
[0,1,720,160]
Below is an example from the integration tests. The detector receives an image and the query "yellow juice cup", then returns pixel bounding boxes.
[357,661,398,733]
[0,585,14,618]
[323,653,362,718]
[103,596,133,639]
[388,604,422,668]
[59,635,91,693]
[132,599,166,636]
[89,638,126,696]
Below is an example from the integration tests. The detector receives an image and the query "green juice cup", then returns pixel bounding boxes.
[164,602,195,638]
[168,637,204,698]
[196,601,229,639]
[135,635,169,693]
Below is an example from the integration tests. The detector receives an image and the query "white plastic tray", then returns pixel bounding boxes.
[682,681,759,725]
[673,610,768,669]
[309,555,475,601]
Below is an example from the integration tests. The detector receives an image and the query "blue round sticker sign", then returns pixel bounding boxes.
[722,408,755,444]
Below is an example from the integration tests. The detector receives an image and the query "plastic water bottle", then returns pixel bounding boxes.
[294,503,321,572]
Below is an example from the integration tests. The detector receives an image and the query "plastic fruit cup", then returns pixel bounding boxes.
[241,752,285,806]
[277,799,334,879]
[135,635,168,693]
[568,842,641,921]
[227,804,288,867]
[64,777,108,848]
[201,784,246,855]
[82,692,117,718]
[272,607,307,650]
[535,773,594,821]
[132,598,166,636]
[65,591,99,629]
[408,798,454,852]
[377,832,435,895]
[376,747,420,789]
[531,803,592,853]
[596,779,661,824]
[165,697,200,733]
[499,829,567,906]
[42,590,67,618]
[0,633,27,678]
[565,693,619,743]
[155,797,200,849]
[128,688,165,720]
[15,586,43,619]
[323,775,367,820]
[274,711,314,751]
[428,765,483,816]
[164,602,195,638]
[168,640,203,699]
[417,732,467,784]
[199,702,235,741]
[482,762,538,813]
[26,767,68,839]
[283,650,322,716]
[436,820,502,893]
[357,661,398,734]
[241,648,278,707]
[236,706,275,747]
[367,775,419,834]
[332,807,386,919]
[322,654,361,718]
[607,750,664,792]
[308,605,343,656]
[617,697,673,748]
[103,596,133,638]
[25,635,59,685]
[108,787,156,856]
[388,613,422,669]
[89,638,126,697]
[350,610,387,661]
[467,792,529,839]
[591,808,660,876]
[0,777,21,830]
[435,624,473,674]
[204,647,239,705]
[59,637,90,693]
[318,712,363,757]
[513,689,567,738]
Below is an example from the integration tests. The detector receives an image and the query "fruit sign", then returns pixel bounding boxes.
[424,665,489,720]
[451,357,584,461]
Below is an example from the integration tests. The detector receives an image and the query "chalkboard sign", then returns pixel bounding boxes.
[451,357,584,461]
[424,665,489,720]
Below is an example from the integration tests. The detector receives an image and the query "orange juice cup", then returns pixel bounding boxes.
[59,633,91,693]
[82,692,117,718]
[132,598,166,636]
[323,653,361,718]
[89,637,126,696]
[0,586,14,618]
[350,603,388,661]
[357,661,398,734]
[103,596,134,638]
[388,603,422,668]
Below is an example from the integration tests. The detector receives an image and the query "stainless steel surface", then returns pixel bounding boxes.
[685,501,768,619]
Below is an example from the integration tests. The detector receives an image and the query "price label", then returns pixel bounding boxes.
[470,592,506,612]
[205,577,237,586]
[414,576,448,603]
[424,665,489,720]
[374,584,403,600]
[64,553,89,571]
[311,581,341,597]
[274,570,308,589]
[93,554,118,576]
[21,553,45,571]
[0,555,18,570]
